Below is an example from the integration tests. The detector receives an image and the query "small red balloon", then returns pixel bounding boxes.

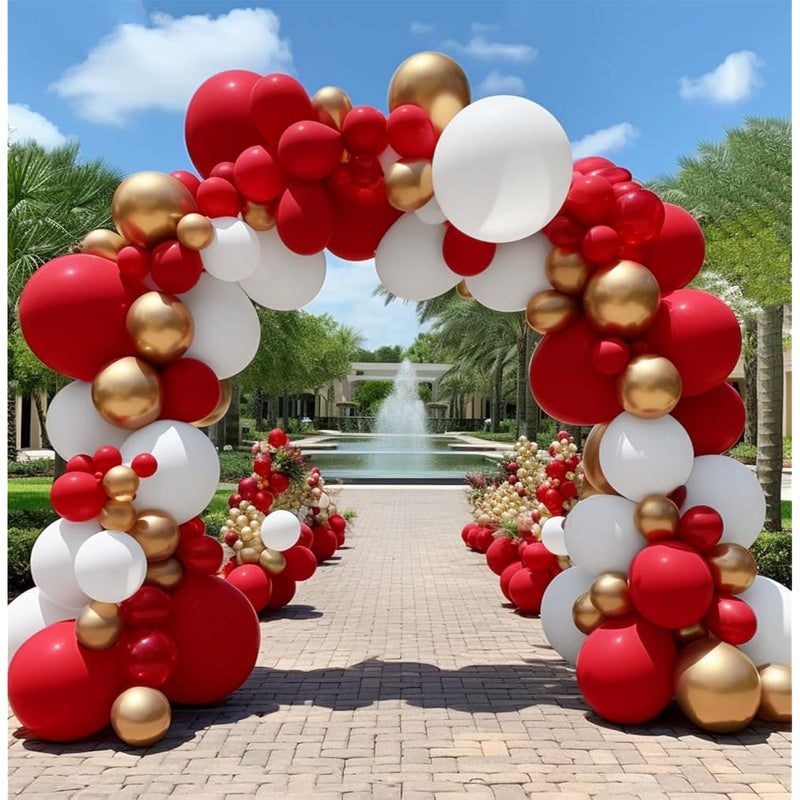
[442,225,496,276]
[264,572,297,609]
[521,541,557,572]
[226,564,272,612]
[224,530,239,547]
[159,358,221,423]
[546,460,567,481]
[131,452,158,478]
[123,629,178,688]
[209,161,236,182]
[92,445,122,474]
[117,246,150,281]
[386,104,437,159]
[252,490,275,514]
[543,214,587,250]
[178,535,223,574]
[121,585,172,628]
[66,454,94,473]
[170,170,202,197]
[253,455,272,477]
[342,106,388,155]
[233,145,286,202]
[268,429,288,447]
[251,74,315,149]
[238,477,258,500]
[485,537,519,575]
[582,225,621,264]
[311,526,338,561]
[149,240,204,295]
[589,165,632,184]
[270,472,290,495]
[196,176,241,218]
[499,561,525,602]
[50,471,106,521]
[677,505,724,552]
[705,594,757,645]
[593,338,631,375]
[276,179,334,255]
[567,173,616,226]
[228,492,243,508]
[179,516,205,541]
[573,156,615,174]
[277,121,343,180]
[508,567,552,613]
[283,545,318,582]
[613,181,642,196]
[328,514,346,535]
[298,522,314,548]
[611,189,665,244]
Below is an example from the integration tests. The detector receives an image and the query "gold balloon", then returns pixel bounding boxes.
[242,199,277,231]
[581,424,618,495]
[619,355,682,419]
[240,547,260,564]
[557,556,572,570]
[259,548,286,575]
[112,171,199,248]
[456,280,473,300]
[312,86,353,130]
[126,292,194,365]
[705,543,757,594]
[634,493,680,542]
[75,601,122,650]
[131,511,180,562]
[176,212,214,250]
[674,639,761,733]
[573,591,606,634]
[99,499,138,532]
[545,248,591,295]
[103,465,140,503]
[191,379,232,427]
[385,159,433,211]
[92,357,162,430]
[757,664,791,722]
[582,260,661,338]
[80,229,127,261]
[674,623,709,649]
[388,51,471,131]
[145,557,184,590]
[589,573,632,617]
[110,687,171,747]
[525,290,580,334]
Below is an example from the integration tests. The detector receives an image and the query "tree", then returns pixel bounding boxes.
[405,332,437,363]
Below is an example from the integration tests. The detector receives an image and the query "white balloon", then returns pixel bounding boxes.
[45,381,128,460]
[375,214,459,301]
[599,413,694,502]
[8,587,84,661]
[465,233,552,311]
[239,228,326,310]
[432,95,572,243]
[738,576,792,667]
[564,495,644,576]
[261,509,301,551]
[540,566,594,665]
[541,516,568,556]
[74,530,147,603]
[378,144,401,174]
[30,518,101,609]
[682,455,766,548]
[200,217,261,282]
[415,195,447,225]
[120,420,220,524]
[182,273,260,379]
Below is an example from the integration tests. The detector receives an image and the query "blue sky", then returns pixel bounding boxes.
[7,0,791,349]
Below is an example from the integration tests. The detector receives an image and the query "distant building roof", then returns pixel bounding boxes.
[348,362,452,383]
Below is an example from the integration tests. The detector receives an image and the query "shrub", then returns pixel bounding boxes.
[202,510,229,540]
[7,509,58,530]
[8,527,40,598]
[218,450,255,482]
[8,459,54,477]
[751,531,792,589]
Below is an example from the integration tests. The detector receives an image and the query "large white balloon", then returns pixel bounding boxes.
[30,518,101,609]
[239,228,326,310]
[415,195,447,225]
[200,217,261,282]
[599,413,694,502]
[120,420,220,524]
[465,233,552,311]
[182,273,260,379]
[432,95,572,243]
[541,516,568,556]
[45,381,129,460]
[74,530,147,603]
[261,509,301,551]
[738,576,792,667]
[564,495,644,575]
[8,587,84,660]
[681,455,766,548]
[375,214,459,301]
[540,566,594,665]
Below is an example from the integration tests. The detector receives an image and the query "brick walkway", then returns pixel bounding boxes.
[8,486,791,799]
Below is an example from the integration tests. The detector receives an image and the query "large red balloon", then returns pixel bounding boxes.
[277,121,343,180]
[185,70,266,178]
[226,564,272,612]
[576,615,676,724]
[646,289,742,397]
[442,225,496,276]
[485,537,520,576]
[8,620,121,741]
[178,534,224,575]
[19,254,141,381]
[159,358,221,422]
[276,180,334,255]
[161,573,260,705]
[251,74,315,149]
[671,382,745,456]
[640,203,705,293]
[508,567,551,613]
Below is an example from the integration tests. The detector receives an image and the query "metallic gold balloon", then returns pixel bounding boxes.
[572,591,606,634]
[582,260,661,338]
[634,493,680,542]
[525,290,580,334]
[75,601,122,650]
[176,212,214,250]
[674,639,761,733]
[80,229,127,261]
[557,555,572,570]
[757,664,791,722]
[618,355,682,419]
[191,378,232,428]
[385,160,433,211]
[232,539,245,552]
[581,424,618,495]
[112,171,199,248]
[242,199,277,231]
[110,687,171,747]
[259,548,286,575]
[239,547,260,564]
[102,465,140,503]
[99,499,138,532]
[92,357,162,430]
[126,292,194,365]
[456,280,473,300]
[545,248,591,295]
[674,623,709,649]
[589,572,632,617]
[312,86,353,130]
[145,557,184,590]
[131,511,180,562]
[705,543,757,594]
[388,51,471,131]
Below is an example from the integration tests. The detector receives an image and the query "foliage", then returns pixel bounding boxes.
[217,450,256,482]
[9,327,62,398]
[8,527,40,598]
[8,459,54,477]
[783,437,791,459]
[466,431,517,443]
[405,332,437,363]
[8,509,58,530]
[352,380,393,413]
[353,344,405,362]
[750,531,792,589]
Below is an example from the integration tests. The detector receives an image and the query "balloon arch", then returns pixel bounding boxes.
[9,52,790,746]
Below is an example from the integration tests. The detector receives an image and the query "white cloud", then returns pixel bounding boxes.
[679,51,763,103]
[50,8,293,125]
[441,36,536,63]
[472,22,500,34]
[570,122,639,160]
[477,71,525,97]
[8,104,68,148]
[410,21,436,35]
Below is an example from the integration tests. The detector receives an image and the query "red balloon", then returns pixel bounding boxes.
[196,176,241,218]
[573,156,615,174]
[582,225,621,264]
[185,70,266,178]
[178,535,223,575]
[546,460,567,481]
[567,173,615,226]
[283,545,318,582]
[677,506,723,552]
[640,203,705,293]
[522,541,557,572]
[131,452,158,478]
[253,454,272,477]
[224,530,239,547]
[121,585,172,628]
[298,522,314,548]
[474,528,495,553]
[543,214,587,250]
[611,189,665,244]
[342,106,388,155]
[629,541,714,629]
[268,428,288,447]
[162,573,260,704]
[576,615,676,724]
[499,561,525,602]
[593,337,630,375]
[270,472,290,495]
[251,74,315,149]
[149,240,204,295]
[508,567,551,613]
[386,104,437,159]
[209,161,236,182]
[238,477,258,500]
[277,121,343,180]
[170,170,202,197]
[442,225,496,276]
[705,594,757,645]
[276,180,334,255]
[328,514,347,535]
[50,471,106,521]
[466,527,481,551]
[252,490,275,514]
[335,528,345,548]
[485,536,520,575]
[228,493,243,509]
[159,358,221,423]
[180,516,206,540]
[461,523,478,544]
[671,382,745,455]
[66,454,94,473]
[123,629,178,688]
[226,564,272,612]
[561,480,577,500]
[92,445,122,474]
[265,572,297,608]
[589,165,632,185]
[311,526,338,561]
[646,289,741,397]
[233,145,286,202]
[117,246,150,281]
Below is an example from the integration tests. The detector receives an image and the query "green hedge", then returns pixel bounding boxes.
[8,459,55,477]
[750,531,792,589]
[8,527,40,598]
[8,509,58,530]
